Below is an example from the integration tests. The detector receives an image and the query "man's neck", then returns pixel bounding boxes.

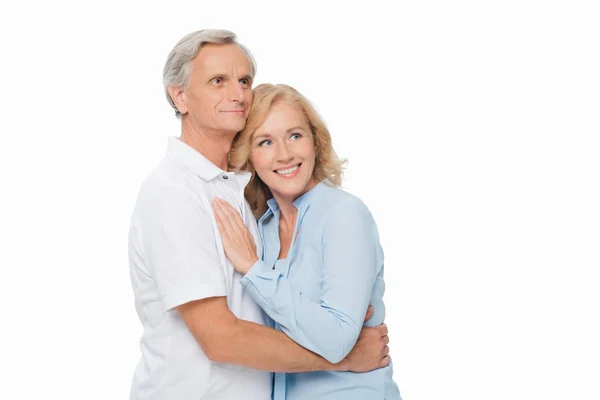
[180,122,235,171]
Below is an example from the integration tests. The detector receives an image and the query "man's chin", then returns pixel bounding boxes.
[226,123,247,134]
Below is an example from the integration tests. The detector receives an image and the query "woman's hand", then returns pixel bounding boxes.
[212,197,259,274]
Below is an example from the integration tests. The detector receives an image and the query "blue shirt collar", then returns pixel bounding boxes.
[261,180,329,222]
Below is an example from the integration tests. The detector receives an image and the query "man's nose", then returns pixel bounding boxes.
[227,82,245,102]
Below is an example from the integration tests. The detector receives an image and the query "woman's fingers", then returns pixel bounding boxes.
[211,197,258,274]
[212,199,235,239]
[214,199,239,230]
[213,197,256,251]
[218,198,247,232]
[214,198,255,250]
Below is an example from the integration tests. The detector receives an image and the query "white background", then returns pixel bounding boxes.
[1,1,599,399]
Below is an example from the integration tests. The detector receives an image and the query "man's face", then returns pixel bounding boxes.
[178,43,253,135]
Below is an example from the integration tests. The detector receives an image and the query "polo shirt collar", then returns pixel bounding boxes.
[167,137,239,182]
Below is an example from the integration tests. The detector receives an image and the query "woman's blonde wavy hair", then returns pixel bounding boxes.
[229,84,346,218]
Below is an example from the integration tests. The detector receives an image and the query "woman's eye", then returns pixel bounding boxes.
[259,140,272,147]
[290,133,301,140]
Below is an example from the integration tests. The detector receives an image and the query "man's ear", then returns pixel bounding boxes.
[167,85,188,115]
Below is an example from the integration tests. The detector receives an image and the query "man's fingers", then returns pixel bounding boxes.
[364,305,374,322]
[382,335,390,345]
[377,323,388,337]
[380,355,391,367]
[382,345,389,356]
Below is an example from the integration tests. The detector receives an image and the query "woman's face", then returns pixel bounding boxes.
[249,101,318,203]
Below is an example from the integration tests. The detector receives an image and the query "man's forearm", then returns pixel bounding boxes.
[178,296,348,373]
[217,318,346,373]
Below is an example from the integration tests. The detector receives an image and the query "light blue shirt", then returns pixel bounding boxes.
[241,182,401,400]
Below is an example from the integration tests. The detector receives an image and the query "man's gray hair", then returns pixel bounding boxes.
[163,29,257,117]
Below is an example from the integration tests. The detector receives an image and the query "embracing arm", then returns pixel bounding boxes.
[242,198,381,362]
[213,196,385,364]
[177,297,388,373]
[144,192,387,374]
[141,188,348,373]
[176,296,344,372]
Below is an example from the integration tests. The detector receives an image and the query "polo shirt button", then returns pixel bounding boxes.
[223,175,228,180]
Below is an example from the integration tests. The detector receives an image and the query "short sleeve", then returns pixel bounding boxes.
[138,185,226,311]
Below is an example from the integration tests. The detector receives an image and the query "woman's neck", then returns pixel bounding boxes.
[275,199,297,260]
[277,200,298,231]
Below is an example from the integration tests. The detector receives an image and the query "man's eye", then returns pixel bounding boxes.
[240,78,250,86]
[212,78,223,85]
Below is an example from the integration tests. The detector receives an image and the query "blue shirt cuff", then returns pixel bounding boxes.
[241,259,283,288]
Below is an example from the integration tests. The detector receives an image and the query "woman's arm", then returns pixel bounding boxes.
[213,196,383,363]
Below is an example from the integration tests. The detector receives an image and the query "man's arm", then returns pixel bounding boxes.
[212,196,392,365]
[141,187,388,373]
[176,296,389,373]
[237,198,382,363]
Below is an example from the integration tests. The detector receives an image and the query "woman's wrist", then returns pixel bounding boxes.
[238,256,259,274]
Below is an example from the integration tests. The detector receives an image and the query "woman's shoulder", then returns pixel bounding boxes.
[312,183,371,217]
[307,184,379,239]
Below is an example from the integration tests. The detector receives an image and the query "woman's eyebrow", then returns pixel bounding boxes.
[253,133,272,141]
[285,126,304,133]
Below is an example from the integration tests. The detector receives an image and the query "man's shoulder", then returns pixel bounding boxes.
[142,156,197,190]
[131,157,209,219]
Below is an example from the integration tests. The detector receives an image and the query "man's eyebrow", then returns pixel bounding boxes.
[206,73,252,81]
[205,73,226,81]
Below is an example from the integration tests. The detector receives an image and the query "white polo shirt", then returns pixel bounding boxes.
[128,137,272,400]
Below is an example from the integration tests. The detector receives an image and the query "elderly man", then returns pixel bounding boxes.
[128,29,390,400]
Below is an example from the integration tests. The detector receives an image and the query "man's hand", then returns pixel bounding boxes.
[337,306,390,372]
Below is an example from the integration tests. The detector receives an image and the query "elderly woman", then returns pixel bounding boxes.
[212,84,401,400]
